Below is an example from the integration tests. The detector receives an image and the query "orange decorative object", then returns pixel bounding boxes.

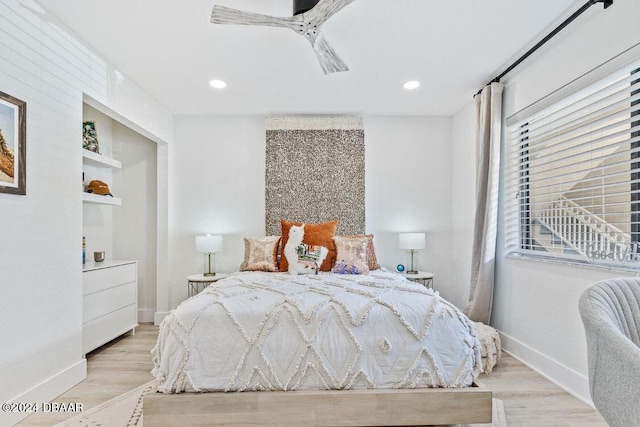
[85,180,113,196]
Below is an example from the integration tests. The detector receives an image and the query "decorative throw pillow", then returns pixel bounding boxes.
[332,235,370,275]
[343,234,381,270]
[240,236,281,272]
[284,225,329,275]
[279,219,338,272]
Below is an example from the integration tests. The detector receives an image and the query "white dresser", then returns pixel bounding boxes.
[82,260,138,354]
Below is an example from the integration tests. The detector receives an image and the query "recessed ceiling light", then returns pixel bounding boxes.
[403,81,420,90]
[209,79,227,89]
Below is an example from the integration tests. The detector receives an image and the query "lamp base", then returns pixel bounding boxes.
[203,252,217,277]
[407,249,419,276]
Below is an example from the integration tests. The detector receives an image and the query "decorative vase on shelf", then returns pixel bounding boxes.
[82,121,100,154]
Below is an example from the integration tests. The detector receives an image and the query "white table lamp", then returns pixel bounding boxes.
[399,233,425,274]
[196,234,223,276]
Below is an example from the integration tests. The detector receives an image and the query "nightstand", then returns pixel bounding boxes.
[187,273,228,297]
[401,271,434,289]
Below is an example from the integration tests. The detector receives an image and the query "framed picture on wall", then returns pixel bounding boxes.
[0,90,26,195]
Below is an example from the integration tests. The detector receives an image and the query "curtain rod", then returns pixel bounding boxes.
[475,0,614,96]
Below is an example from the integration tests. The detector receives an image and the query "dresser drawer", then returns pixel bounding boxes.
[83,281,137,323]
[82,260,138,355]
[83,262,137,296]
[83,304,138,354]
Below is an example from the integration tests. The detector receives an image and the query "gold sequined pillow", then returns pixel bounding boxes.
[332,236,370,275]
[240,236,281,272]
[346,234,381,270]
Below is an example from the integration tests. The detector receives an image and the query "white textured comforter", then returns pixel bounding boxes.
[152,270,481,393]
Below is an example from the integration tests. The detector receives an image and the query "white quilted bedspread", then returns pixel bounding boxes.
[152,270,481,393]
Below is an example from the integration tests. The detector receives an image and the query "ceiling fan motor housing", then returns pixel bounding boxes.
[293,0,319,15]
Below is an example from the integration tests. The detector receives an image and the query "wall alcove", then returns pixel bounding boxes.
[82,96,159,327]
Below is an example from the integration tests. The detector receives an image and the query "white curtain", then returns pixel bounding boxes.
[464,82,503,324]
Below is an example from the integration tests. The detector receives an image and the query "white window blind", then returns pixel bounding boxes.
[505,58,640,269]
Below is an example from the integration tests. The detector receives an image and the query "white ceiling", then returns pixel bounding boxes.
[36,0,580,116]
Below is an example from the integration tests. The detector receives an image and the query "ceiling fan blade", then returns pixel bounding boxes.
[306,32,349,75]
[304,0,357,27]
[211,5,301,30]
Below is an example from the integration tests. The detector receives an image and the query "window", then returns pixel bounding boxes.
[506,58,640,269]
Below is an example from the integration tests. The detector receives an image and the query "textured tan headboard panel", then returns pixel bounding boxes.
[265,116,365,236]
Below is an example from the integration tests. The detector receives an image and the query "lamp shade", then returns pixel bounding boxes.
[399,233,425,250]
[195,234,223,253]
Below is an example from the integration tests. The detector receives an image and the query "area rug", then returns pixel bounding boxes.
[53,380,156,427]
[55,381,506,427]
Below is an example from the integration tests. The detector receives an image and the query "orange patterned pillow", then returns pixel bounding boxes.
[279,219,338,272]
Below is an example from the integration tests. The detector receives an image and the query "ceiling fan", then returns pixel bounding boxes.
[210,0,357,75]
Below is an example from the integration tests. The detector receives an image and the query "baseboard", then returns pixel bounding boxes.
[154,311,169,326]
[499,331,594,407]
[1,358,87,426]
[138,308,155,323]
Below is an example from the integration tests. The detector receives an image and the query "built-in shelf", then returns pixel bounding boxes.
[82,149,121,169]
[83,192,122,205]
[82,149,121,205]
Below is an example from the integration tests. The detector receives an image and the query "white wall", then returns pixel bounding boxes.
[113,122,158,323]
[0,1,172,425]
[168,116,266,308]
[365,117,454,300]
[491,0,640,404]
[165,116,453,310]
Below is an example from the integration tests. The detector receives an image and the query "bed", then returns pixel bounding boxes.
[146,269,492,426]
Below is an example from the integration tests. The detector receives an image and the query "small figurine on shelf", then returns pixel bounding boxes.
[82,121,100,154]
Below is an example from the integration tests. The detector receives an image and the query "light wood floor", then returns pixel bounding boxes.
[17,325,157,427]
[478,355,606,426]
[17,324,607,427]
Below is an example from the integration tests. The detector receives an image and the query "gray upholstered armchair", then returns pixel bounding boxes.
[579,278,640,427]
